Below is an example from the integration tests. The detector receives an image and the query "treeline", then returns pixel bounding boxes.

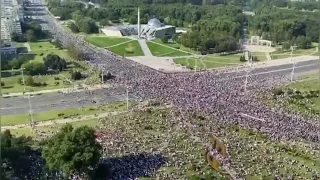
[288,0,320,11]
[180,5,244,53]
[249,7,320,47]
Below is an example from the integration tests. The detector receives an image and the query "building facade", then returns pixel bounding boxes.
[1,0,23,41]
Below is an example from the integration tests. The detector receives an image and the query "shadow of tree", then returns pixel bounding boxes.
[102,152,166,180]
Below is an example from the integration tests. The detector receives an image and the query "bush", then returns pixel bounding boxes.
[71,71,82,80]
[252,56,258,62]
[40,53,44,56]
[54,77,60,80]
[25,76,34,86]
[239,56,246,62]
[1,82,4,87]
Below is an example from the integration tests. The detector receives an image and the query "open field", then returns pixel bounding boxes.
[174,54,243,69]
[2,102,129,126]
[29,41,58,51]
[107,40,144,57]
[151,39,197,54]
[147,41,192,57]
[271,44,318,60]
[1,70,73,94]
[85,36,131,48]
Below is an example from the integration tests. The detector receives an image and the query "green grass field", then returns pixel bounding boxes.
[1,41,90,93]
[174,54,243,69]
[2,102,129,126]
[29,41,57,51]
[151,39,197,54]
[85,36,131,48]
[107,40,144,56]
[1,70,73,94]
[147,41,192,57]
[271,44,318,60]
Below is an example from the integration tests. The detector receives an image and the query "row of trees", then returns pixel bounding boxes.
[12,20,47,42]
[1,125,108,179]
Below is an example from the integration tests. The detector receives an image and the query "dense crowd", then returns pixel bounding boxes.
[17,4,320,179]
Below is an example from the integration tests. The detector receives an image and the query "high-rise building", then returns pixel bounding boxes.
[1,0,24,41]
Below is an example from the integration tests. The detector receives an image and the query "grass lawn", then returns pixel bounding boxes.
[9,119,99,137]
[29,41,57,51]
[174,54,243,69]
[1,70,73,94]
[251,52,268,61]
[151,39,197,54]
[107,40,144,57]
[271,45,318,60]
[147,41,191,57]
[2,102,129,126]
[85,36,131,48]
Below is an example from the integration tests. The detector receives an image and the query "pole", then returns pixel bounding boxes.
[126,86,129,110]
[21,68,35,127]
[194,57,197,73]
[290,46,295,81]
[244,56,252,92]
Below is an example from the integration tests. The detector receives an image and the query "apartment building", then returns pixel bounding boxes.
[0,0,24,41]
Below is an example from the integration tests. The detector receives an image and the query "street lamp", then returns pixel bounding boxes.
[290,46,296,82]
[244,56,252,92]
[20,67,35,127]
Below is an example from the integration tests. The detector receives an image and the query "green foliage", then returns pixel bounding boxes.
[239,56,246,62]
[66,44,85,61]
[69,22,79,33]
[99,18,109,26]
[1,130,34,179]
[25,76,34,86]
[44,54,67,71]
[42,124,102,178]
[25,30,36,42]
[71,71,82,80]
[22,61,46,76]
[161,36,169,43]
[1,81,4,87]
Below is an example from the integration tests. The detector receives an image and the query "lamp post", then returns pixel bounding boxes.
[290,46,296,82]
[244,56,252,92]
[21,67,35,127]
[126,86,129,110]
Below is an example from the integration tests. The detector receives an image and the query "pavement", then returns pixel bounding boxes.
[138,39,153,56]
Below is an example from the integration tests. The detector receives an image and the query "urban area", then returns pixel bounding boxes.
[0,0,320,179]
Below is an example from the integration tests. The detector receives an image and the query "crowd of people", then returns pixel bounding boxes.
[18,5,320,179]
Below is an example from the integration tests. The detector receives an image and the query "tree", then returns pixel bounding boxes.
[66,44,85,61]
[99,18,109,26]
[44,54,67,71]
[42,124,102,178]
[1,130,35,179]
[25,76,34,86]
[25,30,36,42]
[71,71,82,80]
[161,36,169,43]
[129,16,137,24]
[69,22,79,33]
[1,81,4,87]
[22,62,47,76]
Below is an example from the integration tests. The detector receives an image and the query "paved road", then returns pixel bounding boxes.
[2,60,318,116]
[5,1,317,116]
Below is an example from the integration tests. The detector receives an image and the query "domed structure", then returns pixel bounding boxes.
[147,18,162,28]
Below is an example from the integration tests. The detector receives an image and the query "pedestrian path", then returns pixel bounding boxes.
[138,39,153,56]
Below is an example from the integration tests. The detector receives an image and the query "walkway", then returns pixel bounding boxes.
[138,39,153,56]
[23,42,31,52]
